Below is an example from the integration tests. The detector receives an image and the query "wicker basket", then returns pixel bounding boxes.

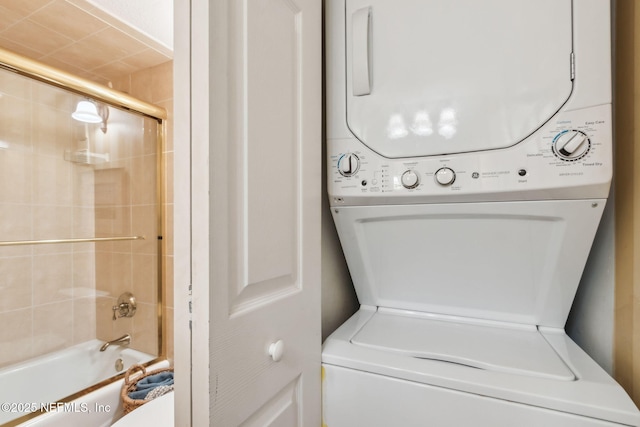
[121,364,174,415]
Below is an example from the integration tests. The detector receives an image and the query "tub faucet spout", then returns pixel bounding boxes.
[99,334,131,352]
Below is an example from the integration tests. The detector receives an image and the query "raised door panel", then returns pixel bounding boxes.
[230,0,303,313]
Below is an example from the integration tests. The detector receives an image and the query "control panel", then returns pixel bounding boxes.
[328,105,612,205]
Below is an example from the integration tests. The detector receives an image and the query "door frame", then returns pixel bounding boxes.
[173,0,212,425]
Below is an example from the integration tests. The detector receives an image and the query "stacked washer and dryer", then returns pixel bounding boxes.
[322,0,640,425]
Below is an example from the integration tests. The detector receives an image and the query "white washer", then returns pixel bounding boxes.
[323,0,640,426]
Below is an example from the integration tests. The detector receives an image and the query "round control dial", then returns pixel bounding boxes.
[435,167,456,186]
[401,170,420,189]
[552,130,591,161]
[337,153,360,177]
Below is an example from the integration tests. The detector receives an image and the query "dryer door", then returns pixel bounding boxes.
[345,0,573,158]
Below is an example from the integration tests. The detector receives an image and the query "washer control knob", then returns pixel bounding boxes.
[435,167,456,186]
[401,170,420,189]
[337,153,360,177]
[553,130,590,161]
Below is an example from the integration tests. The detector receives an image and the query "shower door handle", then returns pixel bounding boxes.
[352,6,372,96]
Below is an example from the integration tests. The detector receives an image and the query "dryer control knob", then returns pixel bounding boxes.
[552,130,590,161]
[435,167,456,186]
[401,170,420,189]
[338,153,360,177]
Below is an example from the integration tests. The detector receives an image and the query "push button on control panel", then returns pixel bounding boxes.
[435,167,456,186]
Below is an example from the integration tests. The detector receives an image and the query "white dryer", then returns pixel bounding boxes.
[323,0,640,426]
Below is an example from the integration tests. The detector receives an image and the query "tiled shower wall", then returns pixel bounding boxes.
[0,71,97,368]
[0,0,173,367]
[109,60,174,360]
[0,63,169,367]
[92,107,161,357]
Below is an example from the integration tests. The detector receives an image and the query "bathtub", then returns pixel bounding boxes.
[0,340,168,427]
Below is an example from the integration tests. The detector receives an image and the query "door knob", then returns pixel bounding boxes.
[268,340,285,362]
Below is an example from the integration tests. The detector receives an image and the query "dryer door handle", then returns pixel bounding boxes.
[352,6,372,96]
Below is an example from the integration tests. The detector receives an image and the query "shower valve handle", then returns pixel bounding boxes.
[112,292,137,320]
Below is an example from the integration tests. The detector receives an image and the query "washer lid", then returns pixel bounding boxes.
[345,0,573,158]
[351,309,575,381]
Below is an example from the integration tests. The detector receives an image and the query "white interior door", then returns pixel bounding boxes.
[174,0,322,425]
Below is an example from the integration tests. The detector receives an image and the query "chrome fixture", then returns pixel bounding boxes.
[72,99,109,133]
[99,334,131,352]
[112,292,137,321]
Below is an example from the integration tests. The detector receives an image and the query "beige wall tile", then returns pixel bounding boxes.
[32,105,74,156]
[0,70,31,99]
[83,27,149,61]
[0,5,24,31]
[0,0,52,18]
[96,296,114,341]
[121,49,170,71]
[32,300,73,357]
[0,150,33,204]
[150,61,173,103]
[1,19,73,56]
[109,75,130,94]
[92,61,138,83]
[131,154,157,205]
[129,72,153,104]
[33,205,72,241]
[132,253,158,305]
[33,56,89,79]
[113,315,133,340]
[110,252,133,297]
[95,252,111,293]
[0,204,32,241]
[73,206,96,238]
[72,167,96,207]
[33,154,73,206]
[132,205,158,255]
[95,167,131,207]
[0,308,33,368]
[139,117,160,157]
[33,253,73,305]
[29,1,108,41]
[0,3,171,371]
[0,95,32,151]
[73,251,96,291]
[73,297,96,344]
[0,36,44,61]
[52,40,115,73]
[31,78,76,111]
[132,302,158,355]
[0,257,33,312]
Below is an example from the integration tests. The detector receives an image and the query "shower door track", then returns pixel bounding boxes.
[0,235,146,247]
